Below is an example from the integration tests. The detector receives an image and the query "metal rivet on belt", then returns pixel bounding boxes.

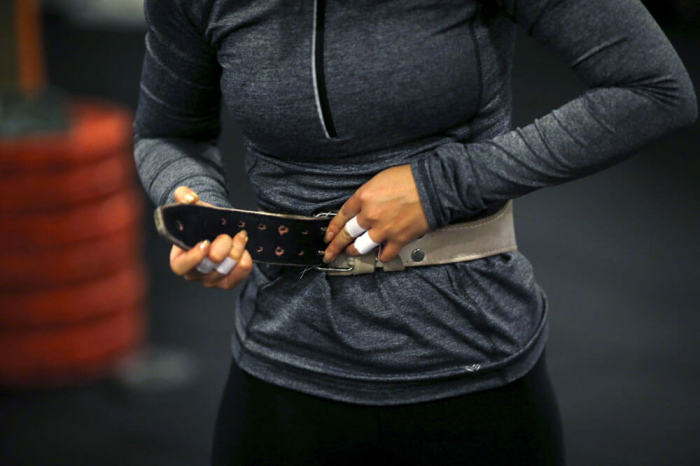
[411,248,425,262]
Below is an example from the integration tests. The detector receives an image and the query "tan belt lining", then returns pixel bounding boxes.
[324,200,517,276]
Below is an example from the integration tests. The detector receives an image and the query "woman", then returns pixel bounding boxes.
[133,0,696,464]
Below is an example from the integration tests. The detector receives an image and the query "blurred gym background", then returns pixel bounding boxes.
[0,1,698,465]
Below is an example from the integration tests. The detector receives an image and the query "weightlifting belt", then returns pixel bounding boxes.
[154,200,517,276]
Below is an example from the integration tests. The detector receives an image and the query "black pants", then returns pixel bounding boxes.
[211,352,565,466]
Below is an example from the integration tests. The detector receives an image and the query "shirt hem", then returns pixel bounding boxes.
[230,298,549,405]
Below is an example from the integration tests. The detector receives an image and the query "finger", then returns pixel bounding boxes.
[217,249,254,290]
[174,186,199,204]
[201,260,232,287]
[377,240,403,263]
[208,234,233,263]
[324,192,362,243]
[352,229,382,255]
[195,257,218,274]
[344,224,384,256]
[203,231,248,288]
[199,234,234,285]
[211,230,248,277]
[171,240,211,275]
[228,229,248,264]
[170,244,185,262]
[173,185,215,207]
[323,213,371,263]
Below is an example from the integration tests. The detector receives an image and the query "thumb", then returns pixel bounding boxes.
[174,185,199,204]
[173,185,214,207]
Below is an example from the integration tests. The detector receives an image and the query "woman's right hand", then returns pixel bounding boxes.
[168,186,254,290]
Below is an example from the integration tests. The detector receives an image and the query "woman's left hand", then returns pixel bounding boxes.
[322,164,430,264]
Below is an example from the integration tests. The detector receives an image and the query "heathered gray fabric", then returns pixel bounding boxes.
[133,0,696,405]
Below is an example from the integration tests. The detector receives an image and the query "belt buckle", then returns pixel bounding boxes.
[310,210,354,273]
[314,264,354,273]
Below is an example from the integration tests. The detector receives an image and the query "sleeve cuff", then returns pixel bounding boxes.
[162,182,232,209]
[409,157,445,231]
[410,142,490,230]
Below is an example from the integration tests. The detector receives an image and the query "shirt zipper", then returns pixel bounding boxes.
[311,0,337,139]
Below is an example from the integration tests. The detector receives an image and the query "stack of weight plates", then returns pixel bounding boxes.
[0,100,146,388]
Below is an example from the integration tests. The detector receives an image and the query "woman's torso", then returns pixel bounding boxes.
[203,0,547,404]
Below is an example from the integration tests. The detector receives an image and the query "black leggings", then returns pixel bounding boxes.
[211,352,565,466]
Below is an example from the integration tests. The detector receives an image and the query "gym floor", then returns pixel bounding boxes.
[1,11,698,466]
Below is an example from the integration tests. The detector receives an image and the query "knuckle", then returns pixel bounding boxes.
[374,225,391,239]
[337,229,351,242]
[394,232,410,244]
[364,208,381,222]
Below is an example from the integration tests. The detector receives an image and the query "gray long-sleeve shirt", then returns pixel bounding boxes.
[133,0,696,404]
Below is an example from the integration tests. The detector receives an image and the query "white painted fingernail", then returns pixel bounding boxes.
[216,257,238,275]
[196,257,217,274]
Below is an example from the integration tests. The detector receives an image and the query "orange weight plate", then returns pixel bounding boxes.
[0,306,145,388]
[0,151,136,212]
[0,262,147,327]
[0,185,143,249]
[0,100,132,172]
[0,224,142,291]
